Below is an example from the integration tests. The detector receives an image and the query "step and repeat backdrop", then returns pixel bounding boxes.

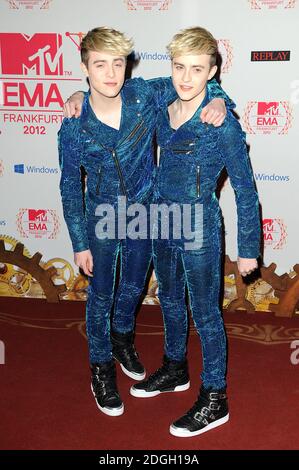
[0,0,298,310]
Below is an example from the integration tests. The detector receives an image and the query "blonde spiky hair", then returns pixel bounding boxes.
[81,26,134,66]
[167,26,218,66]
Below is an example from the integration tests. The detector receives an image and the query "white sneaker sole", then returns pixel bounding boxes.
[119,363,146,381]
[169,413,229,437]
[91,383,124,417]
[130,381,190,398]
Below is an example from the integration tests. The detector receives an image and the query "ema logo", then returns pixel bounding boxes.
[243,101,292,134]
[251,51,290,61]
[249,0,296,8]
[14,163,58,174]
[217,40,233,73]
[16,208,59,239]
[6,0,52,9]
[125,0,172,10]
[263,218,287,249]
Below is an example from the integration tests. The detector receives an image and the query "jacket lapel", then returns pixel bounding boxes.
[80,80,145,148]
[80,94,110,148]
[117,80,145,146]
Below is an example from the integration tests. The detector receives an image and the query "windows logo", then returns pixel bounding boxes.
[14,164,25,174]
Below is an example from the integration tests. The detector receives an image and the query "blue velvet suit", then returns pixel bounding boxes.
[153,90,261,389]
[58,77,233,365]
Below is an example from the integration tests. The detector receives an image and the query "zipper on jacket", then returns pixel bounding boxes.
[171,141,194,154]
[196,165,201,197]
[111,149,127,196]
[131,127,147,148]
[172,149,192,154]
[122,120,144,144]
[96,167,102,195]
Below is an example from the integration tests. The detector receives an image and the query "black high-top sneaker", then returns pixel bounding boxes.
[130,355,190,398]
[90,360,124,416]
[169,385,229,437]
[111,329,146,381]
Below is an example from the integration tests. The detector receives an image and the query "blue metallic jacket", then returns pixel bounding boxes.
[58,77,234,253]
[155,90,261,259]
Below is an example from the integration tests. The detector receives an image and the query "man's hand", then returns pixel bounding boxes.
[63,91,85,118]
[200,97,226,127]
[74,249,93,277]
[237,256,258,277]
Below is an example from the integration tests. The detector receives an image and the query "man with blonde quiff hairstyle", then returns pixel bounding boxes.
[130,26,260,438]
[59,25,235,417]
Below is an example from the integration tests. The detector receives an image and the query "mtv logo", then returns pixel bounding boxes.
[28,209,48,222]
[257,102,279,116]
[0,33,63,76]
[14,164,24,174]
[263,219,274,231]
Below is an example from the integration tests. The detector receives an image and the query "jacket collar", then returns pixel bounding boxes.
[161,87,214,143]
[80,81,144,149]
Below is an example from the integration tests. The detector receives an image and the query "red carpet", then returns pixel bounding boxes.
[0,297,298,450]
